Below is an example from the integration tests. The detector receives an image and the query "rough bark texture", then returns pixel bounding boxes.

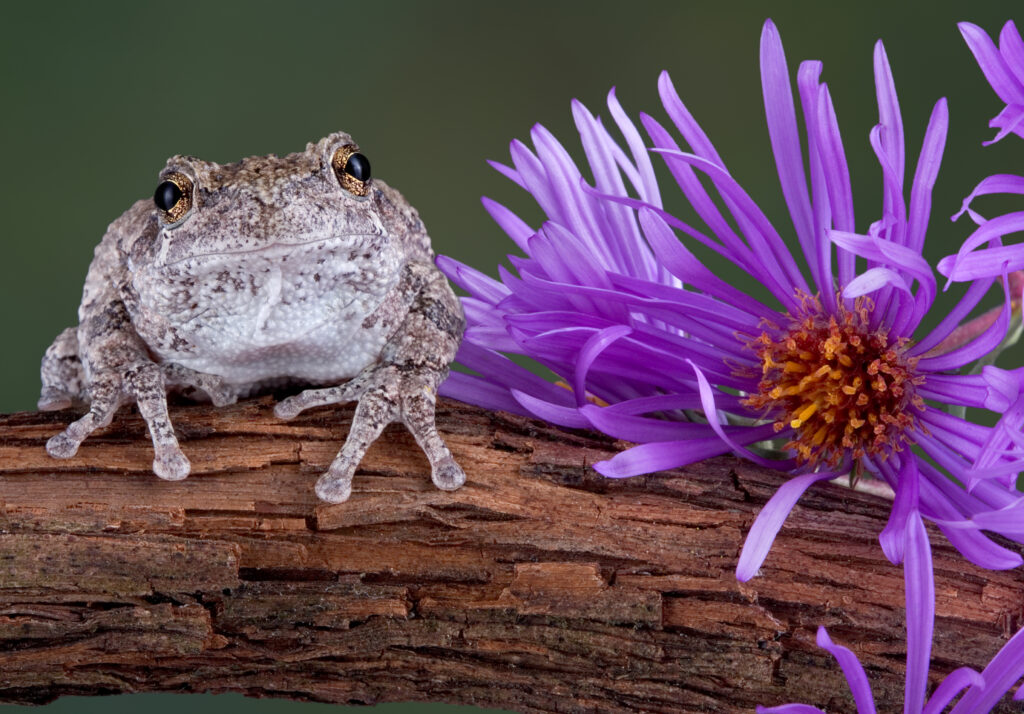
[0,397,1021,713]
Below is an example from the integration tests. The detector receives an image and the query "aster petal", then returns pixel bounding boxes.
[607,87,660,206]
[651,148,809,307]
[602,392,747,415]
[950,624,1024,714]
[919,367,1021,412]
[798,64,836,308]
[811,82,857,287]
[918,408,993,461]
[952,174,1024,224]
[640,112,765,278]
[903,510,934,714]
[516,268,758,340]
[656,69,727,167]
[922,668,984,714]
[509,138,562,227]
[572,101,660,283]
[634,207,785,320]
[938,211,1024,281]
[873,41,906,207]
[816,627,877,714]
[830,229,934,335]
[436,255,512,305]
[510,389,591,429]
[582,404,776,444]
[906,98,948,255]
[1001,21,1024,86]
[686,358,794,470]
[922,493,1023,571]
[487,159,526,189]
[842,267,912,299]
[736,471,838,581]
[481,196,535,253]
[969,385,1024,483]
[916,275,1010,371]
[761,20,816,262]
[879,457,920,565]
[573,326,633,407]
[439,371,536,418]
[969,499,1024,537]
[910,275,996,355]
[593,438,734,478]
[984,103,1024,145]
[531,125,615,270]
[959,22,1024,107]
[940,242,1024,280]
[450,341,576,407]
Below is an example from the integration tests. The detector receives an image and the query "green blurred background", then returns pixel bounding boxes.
[2,1,1022,712]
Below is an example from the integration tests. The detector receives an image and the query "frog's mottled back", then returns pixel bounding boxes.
[40,131,466,504]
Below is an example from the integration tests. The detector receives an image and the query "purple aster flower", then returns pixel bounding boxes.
[758,501,1024,713]
[937,21,1024,283]
[438,19,1024,580]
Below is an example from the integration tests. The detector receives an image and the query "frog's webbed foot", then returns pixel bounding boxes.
[276,262,466,504]
[47,362,191,481]
[277,365,464,503]
[162,363,237,406]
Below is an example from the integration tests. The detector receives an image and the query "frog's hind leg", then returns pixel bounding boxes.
[39,327,84,411]
[275,262,466,503]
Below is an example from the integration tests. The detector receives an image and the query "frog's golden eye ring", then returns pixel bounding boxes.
[331,145,371,196]
[153,172,193,223]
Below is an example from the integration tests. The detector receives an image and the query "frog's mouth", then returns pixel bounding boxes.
[156,231,386,267]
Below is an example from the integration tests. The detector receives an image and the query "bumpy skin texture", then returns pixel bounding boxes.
[39,131,466,503]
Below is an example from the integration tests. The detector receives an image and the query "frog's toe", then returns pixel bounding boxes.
[431,457,466,491]
[153,448,191,481]
[46,431,80,459]
[273,397,304,421]
[315,471,353,504]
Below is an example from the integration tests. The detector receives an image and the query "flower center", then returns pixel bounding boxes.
[743,294,925,468]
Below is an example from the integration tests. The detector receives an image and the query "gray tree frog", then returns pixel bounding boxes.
[38,131,466,503]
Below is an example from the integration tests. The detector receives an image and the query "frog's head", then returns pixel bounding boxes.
[148,131,393,266]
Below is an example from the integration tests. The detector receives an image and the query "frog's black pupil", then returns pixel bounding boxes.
[344,153,371,182]
[154,181,182,212]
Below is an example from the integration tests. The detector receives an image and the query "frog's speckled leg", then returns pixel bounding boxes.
[276,262,466,503]
[315,384,399,503]
[46,361,191,481]
[125,363,191,481]
[401,378,465,491]
[46,371,122,459]
[39,327,84,411]
[273,372,371,420]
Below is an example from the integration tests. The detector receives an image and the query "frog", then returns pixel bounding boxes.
[38,131,467,504]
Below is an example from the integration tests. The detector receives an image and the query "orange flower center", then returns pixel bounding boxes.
[743,294,925,468]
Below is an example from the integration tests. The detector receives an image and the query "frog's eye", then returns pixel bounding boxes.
[153,172,193,222]
[331,145,371,196]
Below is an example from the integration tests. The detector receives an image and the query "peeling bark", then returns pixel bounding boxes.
[0,397,1021,712]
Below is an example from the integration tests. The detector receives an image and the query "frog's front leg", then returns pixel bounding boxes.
[45,302,192,481]
[275,262,466,503]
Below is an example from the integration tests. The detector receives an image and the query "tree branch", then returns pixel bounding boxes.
[0,397,1021,712]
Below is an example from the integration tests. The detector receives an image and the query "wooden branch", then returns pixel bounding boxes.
[0,397,1021,713]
